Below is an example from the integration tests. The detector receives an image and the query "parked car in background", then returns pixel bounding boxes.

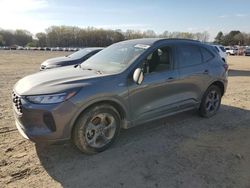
[213,45,227,62]
[40,47,103,70]
[13,38,228,154]
[3,46,10,50]
[245,48,250,56]
[10,45,18,50]
[225,47,236,55]
[234,48,239,54]
[17,46,24,50]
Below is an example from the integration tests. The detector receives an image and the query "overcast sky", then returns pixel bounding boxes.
[0,0,249,40]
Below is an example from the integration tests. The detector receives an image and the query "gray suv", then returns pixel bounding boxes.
[12,38,228,154]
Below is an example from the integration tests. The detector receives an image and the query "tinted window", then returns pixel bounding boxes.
[214,46,219,52]
[178,45,202,68]
[219,46,226,52]
[142,47,171,73]
[201,47,214,62]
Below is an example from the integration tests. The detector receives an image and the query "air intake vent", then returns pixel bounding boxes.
[12,91,22,114]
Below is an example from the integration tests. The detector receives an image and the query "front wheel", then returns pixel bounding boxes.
[199,85,222,118]
[73,104,121,154]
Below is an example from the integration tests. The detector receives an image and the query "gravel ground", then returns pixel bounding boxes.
[0,51,250,188]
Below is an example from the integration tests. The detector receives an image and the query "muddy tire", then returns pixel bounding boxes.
[73,104,121,154]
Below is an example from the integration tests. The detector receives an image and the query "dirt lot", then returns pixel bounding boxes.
[0,51,250,188]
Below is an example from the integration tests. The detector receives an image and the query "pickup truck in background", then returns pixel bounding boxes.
[225,47,236,55]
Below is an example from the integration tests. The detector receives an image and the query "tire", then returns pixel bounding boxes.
[72,104,121,154]
[199,85,222,118]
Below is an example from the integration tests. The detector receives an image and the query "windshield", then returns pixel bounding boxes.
[68,49,93,59]
[81,42,149,74]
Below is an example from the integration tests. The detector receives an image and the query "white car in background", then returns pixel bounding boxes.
[225,47,236,56]
[213,45,227,62]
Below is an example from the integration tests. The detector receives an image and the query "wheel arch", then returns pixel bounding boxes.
[210,80,225,96]
[69,99,128,138]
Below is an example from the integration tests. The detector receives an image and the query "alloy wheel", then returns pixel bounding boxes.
[205,90,220,113]
[85,113,117,148]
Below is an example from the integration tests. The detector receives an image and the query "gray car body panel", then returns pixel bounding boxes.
[13,38,228,142]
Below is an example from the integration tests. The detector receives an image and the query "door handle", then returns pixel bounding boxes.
[166,77,174,81]
[203,70,209,74]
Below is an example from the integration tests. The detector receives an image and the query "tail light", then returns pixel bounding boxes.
[223,63,229,71]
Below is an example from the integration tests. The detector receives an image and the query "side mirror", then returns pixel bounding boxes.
[133,68,144,85]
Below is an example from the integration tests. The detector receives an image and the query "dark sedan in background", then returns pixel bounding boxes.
[40,47,103,70]
[245,48,250,56]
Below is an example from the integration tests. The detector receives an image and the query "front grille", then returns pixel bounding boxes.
[12,91,22,114]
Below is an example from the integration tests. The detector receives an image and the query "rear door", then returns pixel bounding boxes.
[176,43,212,104]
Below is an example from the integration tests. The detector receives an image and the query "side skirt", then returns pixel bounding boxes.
[124,105,199,129]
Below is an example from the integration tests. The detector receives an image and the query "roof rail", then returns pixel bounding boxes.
[164,38,201,42]
[153,38,201,44]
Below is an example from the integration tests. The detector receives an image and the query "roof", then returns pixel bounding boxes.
[120,38,201,46]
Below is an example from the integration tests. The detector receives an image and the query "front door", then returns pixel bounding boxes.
[128,46,180,124]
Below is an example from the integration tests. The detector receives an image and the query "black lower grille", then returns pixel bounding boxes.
[12,91,22,114]
[43,113,56,131]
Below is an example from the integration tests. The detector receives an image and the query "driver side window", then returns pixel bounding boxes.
[142,47,171,74]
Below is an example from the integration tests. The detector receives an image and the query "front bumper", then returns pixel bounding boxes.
[13,95,78,143]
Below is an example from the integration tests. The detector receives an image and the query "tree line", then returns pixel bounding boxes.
[0,26,211,47]
[214,31,250,46]
[1,26,249,47]
[0,29,32,46]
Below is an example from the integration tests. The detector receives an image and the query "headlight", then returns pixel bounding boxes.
[45,64,62,69]
[25,91,77,104]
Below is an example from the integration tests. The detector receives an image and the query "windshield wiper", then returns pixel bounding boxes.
[85,68,102,74]
[74,64,81,68]
[96,70,102,74]
[78,66,102,74]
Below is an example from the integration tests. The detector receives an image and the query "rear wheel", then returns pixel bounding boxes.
[199,85,222,118]
[73,104,121,154]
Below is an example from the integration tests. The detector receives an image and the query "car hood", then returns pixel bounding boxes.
[42,56,74,66]
[14,66,106,95]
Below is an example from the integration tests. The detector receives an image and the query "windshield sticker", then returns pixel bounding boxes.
[134,44,150,49]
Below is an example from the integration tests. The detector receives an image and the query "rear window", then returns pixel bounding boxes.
[214,46,219,52]
[201,47,214,62]
[219,46,226,52]
[178,45,202,68]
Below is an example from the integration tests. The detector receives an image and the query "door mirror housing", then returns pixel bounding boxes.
[133,68,144,85]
